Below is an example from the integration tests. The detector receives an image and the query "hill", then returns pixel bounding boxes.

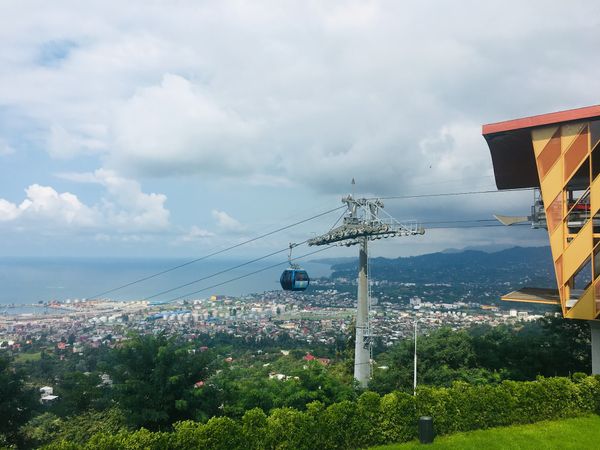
[324,246,556,307]
[330,246,554,286]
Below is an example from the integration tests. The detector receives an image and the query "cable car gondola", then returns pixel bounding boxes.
[280,267,310,291]
[280,244,310,291]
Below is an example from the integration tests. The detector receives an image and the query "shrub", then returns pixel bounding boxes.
[241,408,268,450]
[44,376,600,449]
[265,407,316,450]
[379,391,416,443]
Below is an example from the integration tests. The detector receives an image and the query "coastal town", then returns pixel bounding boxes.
[0,276,553,355]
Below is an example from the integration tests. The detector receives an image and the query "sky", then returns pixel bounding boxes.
[1,0,599,260]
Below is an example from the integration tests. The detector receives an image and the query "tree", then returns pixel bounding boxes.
[107,333,214,430]
[0,356,38,446]
[53,372,109,416]
[20,412,63,448]
[241,408,268,450]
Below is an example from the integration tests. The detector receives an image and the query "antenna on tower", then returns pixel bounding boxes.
[308,196,424,387]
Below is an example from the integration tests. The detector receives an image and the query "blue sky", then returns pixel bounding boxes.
[1,1,598,259]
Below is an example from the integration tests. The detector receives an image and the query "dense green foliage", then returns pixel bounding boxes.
[370,317,590,392]
[108,333,216,429]
[0,317,594,448]
[43,376,600,449]
[195,359,356,420]
[0,357,38,446]
[20,409,126,448]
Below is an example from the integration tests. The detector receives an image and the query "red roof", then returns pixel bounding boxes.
[303,353,316,361]
[482,105,600,135]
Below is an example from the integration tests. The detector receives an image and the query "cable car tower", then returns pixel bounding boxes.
[308,193,424,387]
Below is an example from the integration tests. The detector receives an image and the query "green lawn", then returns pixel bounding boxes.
[13,351,42,363]
[371,415,600,450]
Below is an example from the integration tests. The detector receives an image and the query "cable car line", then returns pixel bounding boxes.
[328,208,348,231]
[86,205,345,299]
[420,219,498,225]
[87,187,536,301]
[143,219,525,301]
[426,223,531,230]
[94,219,532,302]
[165,245,334,303]
[375,187,533,201]
[145,240,309,300]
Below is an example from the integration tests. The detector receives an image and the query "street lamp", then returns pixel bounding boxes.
[413,316,421,396]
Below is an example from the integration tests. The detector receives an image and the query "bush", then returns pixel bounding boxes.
[380,391,416,443]
[44,375,600,449]
[416,376,599,436]
[265,407,316,450]
[241,408,268,450]
[83,428,169,450]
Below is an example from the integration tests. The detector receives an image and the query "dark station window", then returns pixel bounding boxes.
[593,142,600,181]
[574,257,592,291]
[567,188,590,234]
[566,158,590,192]
[595,245,600,280]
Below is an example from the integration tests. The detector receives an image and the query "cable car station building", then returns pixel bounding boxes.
[483,105,600,373]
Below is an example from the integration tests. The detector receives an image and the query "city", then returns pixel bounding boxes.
[0,276,552,358]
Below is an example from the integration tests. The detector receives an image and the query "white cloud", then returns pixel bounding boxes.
[111,74,260,176]
[93,169,170,231]
[0,1,599,255]
[0,199,20,221]
[2,0,598,196]
[0,184,97,227]
[48,124,106,159]
[177,225,215,243]
[1,171,170,233]
[211,209,244,233]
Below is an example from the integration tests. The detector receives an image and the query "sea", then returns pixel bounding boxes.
[0,257,332,312]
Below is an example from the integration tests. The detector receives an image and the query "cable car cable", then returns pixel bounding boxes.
[86,187,534,300]
[420,219,498,225]
[145,218,526,301]
[145,239,309,300]
[426,223,531,229]
[86,205,345,299]
[375,187,533,201]
[328,209,348,231]
[166,245,334,303]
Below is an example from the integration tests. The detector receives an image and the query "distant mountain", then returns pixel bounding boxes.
[329,246,555,286]
[441,244,517,254]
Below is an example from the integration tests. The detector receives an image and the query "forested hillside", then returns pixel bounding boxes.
[330,246,554,285]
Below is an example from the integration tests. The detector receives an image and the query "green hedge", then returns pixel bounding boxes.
[44,375,600,450]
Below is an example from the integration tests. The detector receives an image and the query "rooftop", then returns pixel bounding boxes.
[482,105,600,189]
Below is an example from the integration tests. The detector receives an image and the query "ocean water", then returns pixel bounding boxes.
[0,257,332,305]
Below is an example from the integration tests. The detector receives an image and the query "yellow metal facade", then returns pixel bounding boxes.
[532,120,600,319]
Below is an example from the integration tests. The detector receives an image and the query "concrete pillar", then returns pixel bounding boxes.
[354,237,370,387]
[590,321,600,375]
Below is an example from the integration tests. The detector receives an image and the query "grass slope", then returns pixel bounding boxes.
[372,415,600,450]
[13,351,41,363]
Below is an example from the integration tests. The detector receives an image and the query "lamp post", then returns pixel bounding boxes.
[413,317,418,396]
